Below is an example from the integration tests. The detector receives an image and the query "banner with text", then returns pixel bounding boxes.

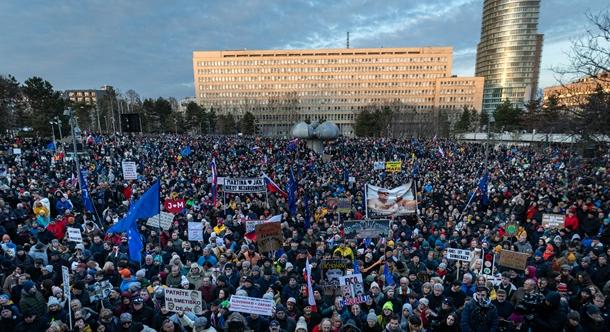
[446,248,473,262]
[223,177,266,193]
[385,161,402,173]
[229,295,274,317]
[146,211,175,230]
[164,199,186,214]
[121,161,137,180]
[343,219,390,239]
[542,214,565,229]
[188,222,204,241]
[255,222,283,253]
[164,288,203,314]
[339,273,369,306]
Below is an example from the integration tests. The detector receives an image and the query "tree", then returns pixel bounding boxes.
[493,100,523,131]
[0,74,24,131]
[240,111,257,135]
[454,107,472,132]
[185,101,203,133]
[22,77,66,136]
[479,111,490,129]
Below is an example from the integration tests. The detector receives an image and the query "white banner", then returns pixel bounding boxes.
[542,214,564,229]
[223,177,266,193]
[339,273,369,306]
[373,161,385,170]
[121,161,137,180]
[66,227,83,243]
[62,266,70,297]
[146,212,175,230]
[229,295,274,317]
[245,215,282,233]
[446,248,473,262]
[366,183,416,216]
[164,288,203,314]
[188,222,204,241]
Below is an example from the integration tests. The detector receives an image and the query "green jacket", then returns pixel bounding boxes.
[20,290,46,317]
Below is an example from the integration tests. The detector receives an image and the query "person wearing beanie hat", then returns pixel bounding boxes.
[19,279,46,317]
[295,316,308,332]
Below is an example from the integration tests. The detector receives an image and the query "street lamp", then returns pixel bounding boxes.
[49,121,57,150]
[64,107,83,193]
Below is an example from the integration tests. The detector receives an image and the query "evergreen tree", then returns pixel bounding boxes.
[240,111,257,135]
[493,100,523,131]
[22,77,66,136]
[455,107,472,132]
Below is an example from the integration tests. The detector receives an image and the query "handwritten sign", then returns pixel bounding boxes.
[62,266,70,297]
[229,295,274,317]
[255,222,283,253]
[66,227,83,243]
[121,161,137,180]
[188,222,204,241]
[542,214,564,229]
[146,211,175,230]
[446,248,473,262]
[498,250,529,271]
[164,288,203,314]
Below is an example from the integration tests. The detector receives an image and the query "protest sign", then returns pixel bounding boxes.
[255,222,283,253]
[446,248,473,262]
[373,161,385,170]
[339,273,369,306]
[146,211,174,230]
[89,280,113,303]
[12,148,21,155]
[348,176,355,183]
[206,176,225,185]
[223,177,266,193]
[321,259,349,286]
[188,222,204,241]
[62,266,70,297]
[385,161,402,173]
[66,227,83,243]
[164,199,186,214]
[343,219,390,239]
[229,295,274,317]
[322,154,332,162]
[498,250,529,270]
[164,288,204,314]
[121,161,137,180]
[366,183,416,216]
[245,215,282,234]
[337,198,352,214]
[542,214,564,229]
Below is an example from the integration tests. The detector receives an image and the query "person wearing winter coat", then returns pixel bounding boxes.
[529,292,568,332]
[460,286,498,332]
[19,280,46,317]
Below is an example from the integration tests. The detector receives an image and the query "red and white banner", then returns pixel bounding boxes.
[164,199,186,214]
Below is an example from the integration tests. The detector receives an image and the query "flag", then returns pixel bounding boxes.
[384,262,395,287]
[210,158,218,206]
[438,146,445,158]
[262,172,287,198]
[79,169,95,213]
[305,258,317,311]
[127,223,143,262]
[432,134,437,142]
[180,145,192,157]
[47,142,56,151]
[244,215,282,241]
[304,194,310,230]
[412,161,419,178]
[288,168,297,216]
[107,180,160,234]
[287,138,298,152]
[478,171,489,205]
[343,168,349,183]
[353,258,360,274]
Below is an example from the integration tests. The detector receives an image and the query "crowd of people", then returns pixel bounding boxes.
[0,133,608,332]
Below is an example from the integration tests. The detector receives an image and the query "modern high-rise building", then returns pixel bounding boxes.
[193,47,484,136]
[475,0,543,114]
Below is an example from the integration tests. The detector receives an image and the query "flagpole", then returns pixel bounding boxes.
[364,183,368,219]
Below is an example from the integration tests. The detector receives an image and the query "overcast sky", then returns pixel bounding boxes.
[1,0,606,100]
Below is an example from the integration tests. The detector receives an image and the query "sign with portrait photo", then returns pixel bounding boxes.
[343,219,390,239]
[339,273,369,306]
[366,183,416,217]
[164,288,203,314]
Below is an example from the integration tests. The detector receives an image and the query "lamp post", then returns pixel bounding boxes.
[49,121,57,150]
[64,107,83,193]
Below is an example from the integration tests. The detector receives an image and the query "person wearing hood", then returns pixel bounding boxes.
[528,291,567,331]
[19,280,46,317]
[342,318,362,332]
[275,304,296,332]
[580,304,607,332]
[377,301,394,329]
[460,286,498,332]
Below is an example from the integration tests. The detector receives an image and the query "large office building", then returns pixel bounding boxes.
[475,0,543,114]
[193,47,484,136]
[543,72,610,108]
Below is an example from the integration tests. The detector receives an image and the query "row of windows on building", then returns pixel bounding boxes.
[197,73,448,82]
[197,78,442,88]
[200,96,471,105]
[70,97,97,103]
[196,56,449,67]
[200,65,449,75]
[68,91,97,97]
[201,89,446,98]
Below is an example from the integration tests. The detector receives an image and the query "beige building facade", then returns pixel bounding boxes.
[543,73,610,108]
[193,47,484,136]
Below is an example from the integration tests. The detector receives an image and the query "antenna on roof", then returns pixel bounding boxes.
[347,32,350,49]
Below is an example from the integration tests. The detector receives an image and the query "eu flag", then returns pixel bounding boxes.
[180,145,192,157]
[107,180,160,234]
[79,169,95,213]
[479,172,489,205]
[384,262,395,286]
[303,194,310,230]
[288,168,297,216]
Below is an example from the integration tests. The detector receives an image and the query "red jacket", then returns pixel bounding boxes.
[47,219,67,240]
[564,214,579,231]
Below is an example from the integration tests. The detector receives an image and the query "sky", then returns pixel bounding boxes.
[0,0,607,100]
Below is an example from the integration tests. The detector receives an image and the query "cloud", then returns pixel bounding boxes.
[0,0,607,99]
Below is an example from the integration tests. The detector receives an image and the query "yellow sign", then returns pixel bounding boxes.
[385,161,402,173]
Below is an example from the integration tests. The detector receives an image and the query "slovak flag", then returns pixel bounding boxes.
[262,172,287,198]
[210,158,218,206]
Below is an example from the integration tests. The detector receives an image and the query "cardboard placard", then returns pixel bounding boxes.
[498,250,529,270]
[164,288,203,314]
[66,227,83,243]
[339,273,369,306]
[373,161,385,170]
[229,295,274,317]
[337,198,352,214]
[146,211,175,230]
[446,248,473,262]
[255,222,283,253]
[385,161,402,173]
[321,259,349,286]
[121,161,137,180]
[542,214,564,229]
[188,222,204,241]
